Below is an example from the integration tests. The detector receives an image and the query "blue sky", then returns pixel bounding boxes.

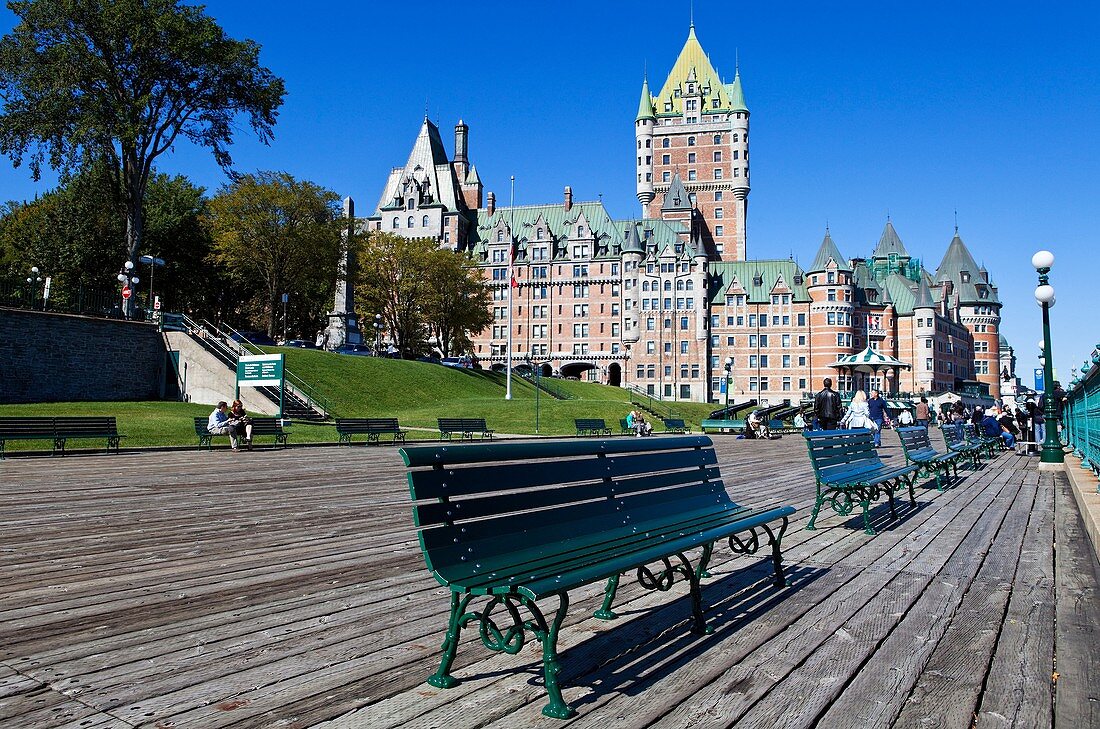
[2,1,1097,385]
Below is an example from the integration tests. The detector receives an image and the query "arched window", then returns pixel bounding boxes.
[662,138,670,148]
[407,199,415,210]
[407,216,414,227]
[497,231,504,242]
[686,280,694,290]
[663,280,672,292]
[676,279,685,291]
[687,136,696,146]
[422,215,429,227]
[537,228,543,239]
[732,133,739,142]
[392,217,400,228]
[713,134,721,144]
[642,280,649,291]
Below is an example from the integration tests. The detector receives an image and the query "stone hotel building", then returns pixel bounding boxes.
[366,24,1006,402]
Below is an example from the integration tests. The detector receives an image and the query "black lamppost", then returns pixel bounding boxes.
[26,266,44,309]
[1032,250,1063,465]
[139,254,165,318]
[723,355,734,416]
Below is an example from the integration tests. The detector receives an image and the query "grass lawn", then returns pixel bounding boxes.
[2,350,731,452]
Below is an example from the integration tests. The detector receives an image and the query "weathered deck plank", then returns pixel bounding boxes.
[0,435,1095,729]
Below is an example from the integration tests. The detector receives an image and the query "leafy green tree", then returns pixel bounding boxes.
[424,248,493,357]
[0,0,286,269]
[356,233,434,358]
[208,171,342,338]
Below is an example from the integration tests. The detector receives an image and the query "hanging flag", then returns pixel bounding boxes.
[509,239,518,288]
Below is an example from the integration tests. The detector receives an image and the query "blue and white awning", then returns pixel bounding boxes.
[830,347,911,373]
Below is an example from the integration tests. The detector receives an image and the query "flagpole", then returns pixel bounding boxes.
[505,175,515,400]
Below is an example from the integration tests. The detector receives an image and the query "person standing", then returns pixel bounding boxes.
[915,397,930,428]
[898,408,914,426]
[841,390,872,431]
[814,378,843,431]
[867,390,889,447]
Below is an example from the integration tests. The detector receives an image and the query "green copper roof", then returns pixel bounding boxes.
[913,278,936,309]
[636,77,656,121]
[471,201,625,261]
[653,26,744,117]
[881,274,918,314]
[872,220,909,259]
[934,233,1001,305]
[808,229,848,272]
[662,174,692,211]
[726,71,748,113]
[709,260,812,305]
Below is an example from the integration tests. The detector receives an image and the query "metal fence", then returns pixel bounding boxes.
[0,277,149,321]
[1065,348,1100,489]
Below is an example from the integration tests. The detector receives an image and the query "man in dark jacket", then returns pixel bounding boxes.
[867,390,889,447]
[814,378,842,431]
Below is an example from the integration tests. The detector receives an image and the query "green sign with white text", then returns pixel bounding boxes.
[237,354,284,387]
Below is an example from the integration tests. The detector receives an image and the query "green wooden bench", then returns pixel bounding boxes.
[964,424,1003,458]
[336,417,407,445]
[193,417,288,450]
[941,423,984,467]
[619,417,632,435]
[0,416,124,458]
[701,418,745,433]
[437,417,494,441]
[574,418,611,436]
[897,426,963,491]
[804,429,920,535]
[400,435,796,719]
[662,418,690,433]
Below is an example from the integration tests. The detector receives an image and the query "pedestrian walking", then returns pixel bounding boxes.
[867,390,889,447]
[915,397,930,428]
[814,378,843,431]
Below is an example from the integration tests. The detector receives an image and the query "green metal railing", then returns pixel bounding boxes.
[516,370,574,400]
[625,385,681,420]
[1065,346,1100,489]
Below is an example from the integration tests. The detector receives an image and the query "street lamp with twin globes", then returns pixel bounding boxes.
[1032,250,1063,465]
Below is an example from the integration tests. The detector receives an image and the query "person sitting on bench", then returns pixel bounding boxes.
[207,401,239,451]
[229,399,254,450]
[746,409,763,439]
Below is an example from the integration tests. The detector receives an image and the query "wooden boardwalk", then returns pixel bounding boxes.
[1,434,1097,728]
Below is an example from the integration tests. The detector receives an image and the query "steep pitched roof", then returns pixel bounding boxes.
[935,233,1001,305]
[808,229,849,272]
[872,220,909,259]
[653,26,743,117]
[881,274,917,314]
[913,279,936,309]
[470,201,625,261]
[709,260,812,305]
[661,174,692,211]
[372,118,462,215]
[622,221,644,253]
[636,77,656,121]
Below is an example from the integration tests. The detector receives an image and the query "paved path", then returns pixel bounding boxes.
[1,433,1097,728]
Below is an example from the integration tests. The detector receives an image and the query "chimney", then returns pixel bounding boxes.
[487,191,495,216]
[564,185,573,212]
[454,120,468,165]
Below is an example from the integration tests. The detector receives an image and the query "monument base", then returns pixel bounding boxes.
[322,312,361,350]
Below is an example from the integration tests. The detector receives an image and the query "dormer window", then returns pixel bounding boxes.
[753,274,763,287]
[537,228,543,239]
[497,231,504,242]
[827,271,835,284]
[961,271,971,283]
[578,225,585,236]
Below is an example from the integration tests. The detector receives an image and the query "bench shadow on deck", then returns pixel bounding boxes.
[0,434,1096,729]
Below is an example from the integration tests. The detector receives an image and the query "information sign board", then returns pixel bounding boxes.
[237,354,285,387]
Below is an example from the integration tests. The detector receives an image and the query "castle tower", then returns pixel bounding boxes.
[934,231,1002,398]
[621,222,645,345]
[912,279,937,393]
[644,24,750,262]
[806,229,856,390]
[635,78,656,214]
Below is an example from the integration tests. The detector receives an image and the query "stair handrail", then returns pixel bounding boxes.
[515,369,574,400]
[625,384,680,419]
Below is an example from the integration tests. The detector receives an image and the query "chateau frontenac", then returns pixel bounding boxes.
[366,24,1005,403]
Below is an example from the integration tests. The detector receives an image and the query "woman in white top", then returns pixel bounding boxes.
[841,390,872,430]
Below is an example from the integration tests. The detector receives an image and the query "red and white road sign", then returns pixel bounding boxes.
[121,286,132,300]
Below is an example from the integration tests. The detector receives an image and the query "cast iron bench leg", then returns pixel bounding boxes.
[594,574,620,620]
[696,541,714,579]
[528,593,575,719]
[862,494,876,536]
[674,553,712,636]
[427,591,473,689]
[806,485,825,530]
[764,518,789,587]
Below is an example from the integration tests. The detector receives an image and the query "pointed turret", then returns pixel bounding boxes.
[808,228,849,272]
[913,279,935,310]
[872,220,909,259]
[622,222,644,253]
[636,77,655,121]
[661,174,692,211]
[727,69,748,113]
[935,232,999,304]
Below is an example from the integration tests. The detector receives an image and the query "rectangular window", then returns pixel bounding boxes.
[687,170,696,181]
[748,314,757,327]
[715,191,723,201]
[713,169,723,180]
[680,340,689,354]
[760,334,769,347]
[759,355,769,367]
[797,313,806,326]
[782,354,791,368]
[715,225,724,236]
[662,154,671,164]
[713,151,722,162]
[798,356,806,366]
[715,207,724,219]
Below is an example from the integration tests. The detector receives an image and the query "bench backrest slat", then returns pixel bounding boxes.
[402,436,729,581]
[438,417,489,431]
[804,429,886,482]
[574,418,607,429]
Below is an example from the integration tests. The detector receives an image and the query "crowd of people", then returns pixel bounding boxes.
[806,377,1063,453]
[207,400,254,451]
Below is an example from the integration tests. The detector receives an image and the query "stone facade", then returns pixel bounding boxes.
[364,23,1006,404]
[0,308,166,403]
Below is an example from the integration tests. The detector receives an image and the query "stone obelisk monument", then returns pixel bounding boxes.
[323,197,361,349]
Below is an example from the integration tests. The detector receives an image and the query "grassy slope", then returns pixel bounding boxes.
[0,350,723,450]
